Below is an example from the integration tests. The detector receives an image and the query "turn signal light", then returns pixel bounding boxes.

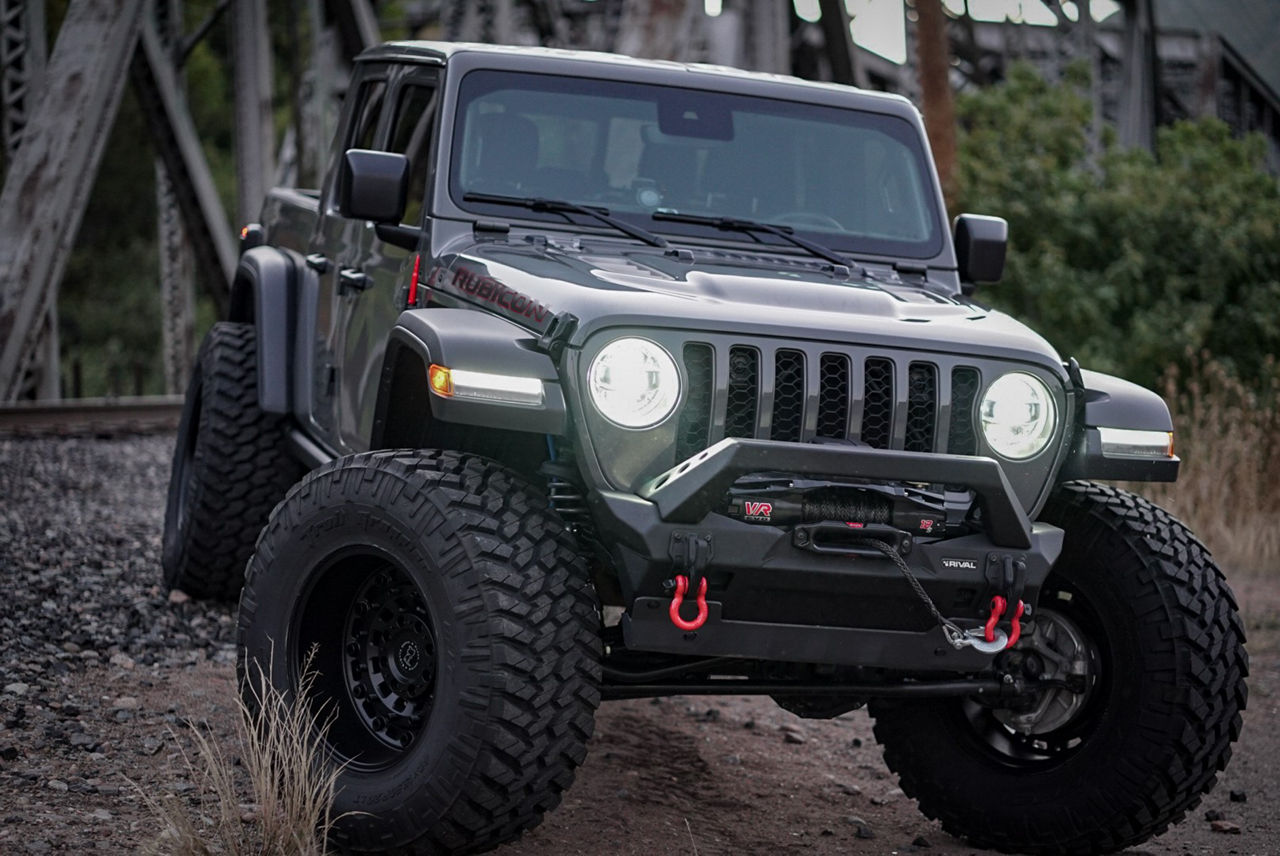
[428,364,453,396]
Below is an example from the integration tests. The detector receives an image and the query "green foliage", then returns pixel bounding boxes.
[954,63,1280,389]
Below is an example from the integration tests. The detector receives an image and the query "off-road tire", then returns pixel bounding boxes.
[162,322,302,600]
[870,481,1248,854]
[237,450,602,855]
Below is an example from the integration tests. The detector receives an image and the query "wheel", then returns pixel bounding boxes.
[237,450,601,854]
[869,482,1247,854]
[770,211,845,231]
[162,322,303,600]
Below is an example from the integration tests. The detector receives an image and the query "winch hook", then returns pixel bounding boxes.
[668,574,709,631]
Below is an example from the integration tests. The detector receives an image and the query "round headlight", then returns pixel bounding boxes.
[979,372,1057,460]
[588,337,680,429]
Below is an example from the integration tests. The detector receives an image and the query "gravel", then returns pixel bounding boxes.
[0,436,238,685]
[0,436,243,853]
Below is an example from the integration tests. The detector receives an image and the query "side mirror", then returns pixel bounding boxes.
[954,213,1008,285]
[338,149,409,223]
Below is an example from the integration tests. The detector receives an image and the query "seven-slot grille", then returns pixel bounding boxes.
[676,341,982,462]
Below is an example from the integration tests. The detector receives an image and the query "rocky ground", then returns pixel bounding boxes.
[1,435,1276,854]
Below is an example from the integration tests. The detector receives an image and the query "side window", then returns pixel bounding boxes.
[349,79,388,151]
[387,83,439,226]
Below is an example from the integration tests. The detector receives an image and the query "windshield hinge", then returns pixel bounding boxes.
[535,311,579,361]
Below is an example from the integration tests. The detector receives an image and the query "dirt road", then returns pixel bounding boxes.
[1,436,1276,855]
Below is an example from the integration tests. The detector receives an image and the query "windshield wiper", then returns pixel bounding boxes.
[651,211,851,269]
[463,192,669,248]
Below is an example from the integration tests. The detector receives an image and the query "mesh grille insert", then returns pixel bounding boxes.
[905,363,938,452]
[771,349,805,442]
[817,354,850,439]
[725,347,759,438]
[676,344,714,461]
[949,367,981,456]
[861,358,894,449]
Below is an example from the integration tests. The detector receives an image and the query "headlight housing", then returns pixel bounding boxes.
[980,372,1057,460]
[587,337,680,429]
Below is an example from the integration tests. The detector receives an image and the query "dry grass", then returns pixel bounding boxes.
[135,653,346,855]
[1134,355,1280,576]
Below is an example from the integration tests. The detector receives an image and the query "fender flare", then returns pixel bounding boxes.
[227,246,297,415]
[1058,368,1178,483]
[372,308,567,448]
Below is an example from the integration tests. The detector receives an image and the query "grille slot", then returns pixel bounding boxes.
[677,344,714,461]
[948,367,981,455]
[861,358,894,449]
[771,350,805,442]
[725,347,759,438]
[905,363,938,452]
[817,354,850,439]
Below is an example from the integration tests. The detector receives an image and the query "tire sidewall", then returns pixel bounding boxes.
[161,350,207,587]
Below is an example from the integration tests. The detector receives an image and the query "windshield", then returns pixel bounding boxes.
[450,69,943,258]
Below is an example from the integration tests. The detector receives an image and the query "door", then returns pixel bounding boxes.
[336,68,441,451]
[305,67,392,450]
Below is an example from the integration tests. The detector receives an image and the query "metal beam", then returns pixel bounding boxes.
[231,0,273,225]
[0,0,143,403]
[131,16,237,310]
[155,0,196,394]
[1,0,46,157]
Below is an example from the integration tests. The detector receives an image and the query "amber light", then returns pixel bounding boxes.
[428,364,453,396]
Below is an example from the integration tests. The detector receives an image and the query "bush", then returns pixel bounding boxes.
[954,63,1280,391]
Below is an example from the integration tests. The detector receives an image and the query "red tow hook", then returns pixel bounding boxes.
[668,575,709,631]
[984,595,1024,649]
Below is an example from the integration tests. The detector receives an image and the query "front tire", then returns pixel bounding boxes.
[870,482,1247,854]
[237,450,601,854]
[162,322,303,600]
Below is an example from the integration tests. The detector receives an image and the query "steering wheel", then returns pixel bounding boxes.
[771,211,845,231]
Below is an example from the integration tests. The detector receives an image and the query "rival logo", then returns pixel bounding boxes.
[743,501,773,520]
[941,558,979,571]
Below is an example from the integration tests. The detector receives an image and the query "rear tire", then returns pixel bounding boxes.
[237,450,601,854]
[870,482,1247,854]
[161,322,302,600]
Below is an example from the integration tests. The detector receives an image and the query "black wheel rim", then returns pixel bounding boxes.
[956,581,1107,768]
[294,547,438,771]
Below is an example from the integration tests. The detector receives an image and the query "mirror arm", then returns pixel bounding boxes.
[375,222,423,251]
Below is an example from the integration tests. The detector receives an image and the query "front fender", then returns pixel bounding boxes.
[1058,369,1178,483]
[372,308,568,447]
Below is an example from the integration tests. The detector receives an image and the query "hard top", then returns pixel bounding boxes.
[356,40,918,117]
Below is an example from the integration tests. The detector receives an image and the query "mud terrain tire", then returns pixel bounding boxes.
[869,482,1247,854]
[237,450,602,855]
[161,322,302,600]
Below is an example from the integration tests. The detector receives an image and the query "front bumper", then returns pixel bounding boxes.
[591,438,1064,673]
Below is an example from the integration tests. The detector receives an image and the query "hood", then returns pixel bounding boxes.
[426,237,1064,373]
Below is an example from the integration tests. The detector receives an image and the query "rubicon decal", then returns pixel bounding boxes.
[429,264,550,324]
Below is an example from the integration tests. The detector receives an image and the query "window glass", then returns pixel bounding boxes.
[349,79,387,150]
[388,83,439,225]
[451,70,942,258]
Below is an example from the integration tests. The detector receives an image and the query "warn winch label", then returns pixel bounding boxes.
[941,558,979,571]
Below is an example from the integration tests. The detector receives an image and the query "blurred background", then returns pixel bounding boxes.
[1,0,1278,570]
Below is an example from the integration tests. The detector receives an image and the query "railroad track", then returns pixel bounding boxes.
[0,396,184,437]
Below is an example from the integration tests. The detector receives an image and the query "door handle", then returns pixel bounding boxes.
[338,268,373,294]
[305,253,331,273]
